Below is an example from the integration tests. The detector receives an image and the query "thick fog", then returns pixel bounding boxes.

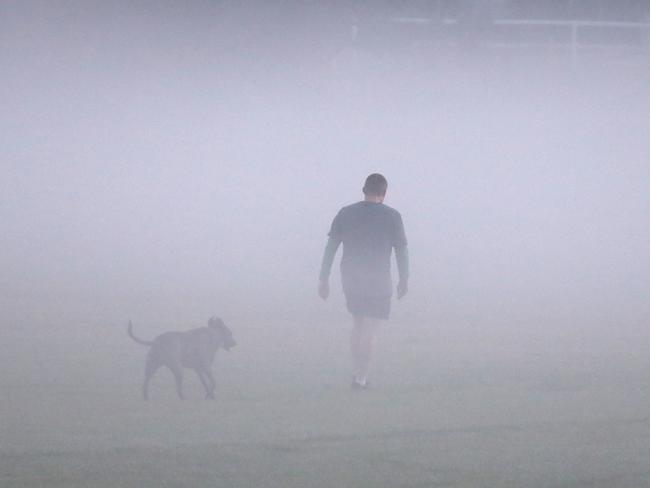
[2,2,650,485]
[3,2,648,333]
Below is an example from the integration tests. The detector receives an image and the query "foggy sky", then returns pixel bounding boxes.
[1,1,649,333]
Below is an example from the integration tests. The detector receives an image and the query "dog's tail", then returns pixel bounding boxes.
[127,320,154,346]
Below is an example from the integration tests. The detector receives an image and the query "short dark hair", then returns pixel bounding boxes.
[363,173,388,196]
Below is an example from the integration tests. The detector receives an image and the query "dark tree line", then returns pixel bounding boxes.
[501,0,650,20]
[342,0,650,22]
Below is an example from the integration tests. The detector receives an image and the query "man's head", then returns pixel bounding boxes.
[362,173,388,202]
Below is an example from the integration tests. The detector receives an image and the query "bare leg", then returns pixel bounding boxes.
[351,315,379,384]
[350,315,363,380]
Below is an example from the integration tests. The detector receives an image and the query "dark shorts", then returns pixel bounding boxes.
[345,293,391,320]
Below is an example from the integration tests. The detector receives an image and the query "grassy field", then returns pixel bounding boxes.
[2,316,650,488]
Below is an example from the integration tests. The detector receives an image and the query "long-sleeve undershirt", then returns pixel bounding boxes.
[319,237,341,282]
[395,244,409,284]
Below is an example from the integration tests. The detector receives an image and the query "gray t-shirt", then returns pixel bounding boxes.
[328,201,407,296]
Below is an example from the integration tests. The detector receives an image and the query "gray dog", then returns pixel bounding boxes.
[128,317,236,400]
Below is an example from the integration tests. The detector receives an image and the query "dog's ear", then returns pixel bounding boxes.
[208,316,225,329]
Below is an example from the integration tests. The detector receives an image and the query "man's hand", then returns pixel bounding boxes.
[397,281,408,299]
[318,281,330,300]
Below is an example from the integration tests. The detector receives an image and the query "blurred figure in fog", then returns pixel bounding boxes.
[319,173,409,390]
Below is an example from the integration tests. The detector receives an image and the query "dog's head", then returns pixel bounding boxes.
[208,316,237,351]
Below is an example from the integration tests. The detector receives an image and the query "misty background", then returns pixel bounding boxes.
[1,0,649,378]
[2,2,650,486]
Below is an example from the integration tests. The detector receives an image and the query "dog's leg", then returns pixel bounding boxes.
[168,364,185,399]
[194,369,212,399]
[143,355,158,401]
[205,369,217,399]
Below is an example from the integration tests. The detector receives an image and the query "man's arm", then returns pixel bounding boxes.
[318,237,341,300]
[393,211,409,299]
[395,245,409,299]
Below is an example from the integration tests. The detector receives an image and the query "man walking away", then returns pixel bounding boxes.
[318,173,409,390]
